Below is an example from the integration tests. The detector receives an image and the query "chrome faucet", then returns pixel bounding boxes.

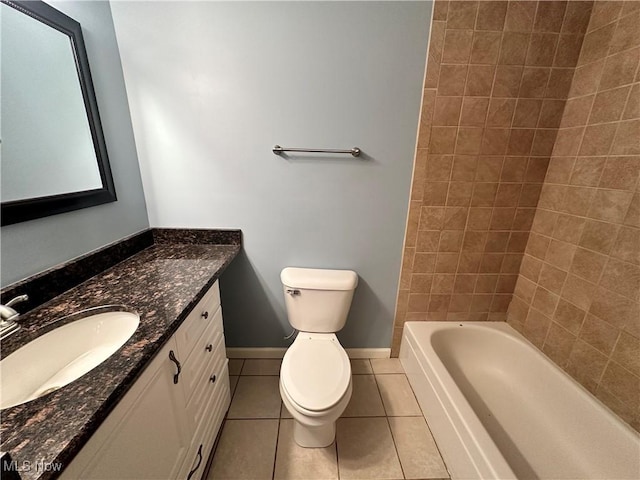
[0,294,29,340]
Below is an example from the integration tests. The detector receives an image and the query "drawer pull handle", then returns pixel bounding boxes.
[201,311,209,320]
[210,374,217,384]
[168,350,182,384]
[206,344,213,352]
[186,444,203,480]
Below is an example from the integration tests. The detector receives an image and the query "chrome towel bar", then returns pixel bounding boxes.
[272,145,361,157]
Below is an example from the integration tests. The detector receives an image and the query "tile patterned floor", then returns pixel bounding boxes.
[205,358,450,480]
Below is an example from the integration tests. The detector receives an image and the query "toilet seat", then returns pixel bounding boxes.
[281,333,351,412]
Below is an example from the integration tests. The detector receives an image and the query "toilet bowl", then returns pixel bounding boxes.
[279,267,358,447]
[280,333,352,447]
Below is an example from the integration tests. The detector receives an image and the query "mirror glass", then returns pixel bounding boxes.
[0,0,116,226]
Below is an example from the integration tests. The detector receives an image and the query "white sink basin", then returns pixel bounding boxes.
[0,309,139,410]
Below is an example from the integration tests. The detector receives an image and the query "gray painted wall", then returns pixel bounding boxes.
[112,1,431,348]
[0,1,149,287]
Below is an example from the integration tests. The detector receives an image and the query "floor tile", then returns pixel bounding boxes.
[375,374,422,416]
[241,358,282,375]
[389,416,449,479]
[229,375,239,397]
[371,358,405,374]
[342,375,385,417]
[228,359,244,375]
[336,417,403,479]
[280,402,293,418]
[207,419,278,479]
[228,376,281,419]
[350,359,373,374]
[274,419,338,479]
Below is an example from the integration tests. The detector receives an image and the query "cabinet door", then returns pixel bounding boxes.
[61,339,191,480]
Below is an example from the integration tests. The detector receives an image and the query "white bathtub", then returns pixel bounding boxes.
[399,321,640,480]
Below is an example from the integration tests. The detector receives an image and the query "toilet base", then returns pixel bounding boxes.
[293,419,335,448]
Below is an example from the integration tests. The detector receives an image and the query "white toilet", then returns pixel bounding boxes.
[279,267,358,448]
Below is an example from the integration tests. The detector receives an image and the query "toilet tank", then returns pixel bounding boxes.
[281,267,358,333]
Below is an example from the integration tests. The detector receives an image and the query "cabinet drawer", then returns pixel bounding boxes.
[182,307,223,403]
[180,362,231,480]
[186,335,226,429]
[176,281,221,359]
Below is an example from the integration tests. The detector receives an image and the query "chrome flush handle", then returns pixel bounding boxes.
[286,289,301,296]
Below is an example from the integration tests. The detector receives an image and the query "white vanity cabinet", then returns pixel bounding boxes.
[61,281,230,480]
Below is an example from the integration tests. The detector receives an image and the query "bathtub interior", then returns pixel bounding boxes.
[400,321,640,480]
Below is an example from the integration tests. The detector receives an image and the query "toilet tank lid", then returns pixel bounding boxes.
[281,267,358,291]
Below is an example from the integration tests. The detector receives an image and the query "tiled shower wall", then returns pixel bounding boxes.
[393,1,593,349]
[507,1,640,430]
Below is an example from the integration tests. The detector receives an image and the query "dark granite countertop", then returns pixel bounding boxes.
[0,231,240,480]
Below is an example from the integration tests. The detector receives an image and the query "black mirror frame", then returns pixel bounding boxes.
[1,0,116,226]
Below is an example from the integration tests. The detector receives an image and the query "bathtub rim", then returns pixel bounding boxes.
[399,320,640,480]
[400,321,516,480]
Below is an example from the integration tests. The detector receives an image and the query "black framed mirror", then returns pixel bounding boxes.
[0,0,116,226]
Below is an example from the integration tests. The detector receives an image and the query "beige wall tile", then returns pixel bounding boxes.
[520,67,552,98]
[569,247,608,283]
[561,274,596,311]
[555,34,585,67]
[476,1,508,31]
[546,68,575,98]
[587,188,633,223]
[579,218,619,253]
[565,339,608,392]
[535,1,567,33]
[460,97,490,126]
[554,298,587,334]
[570,157,606,186]
[438,64,468,96]
[465,65,496,96]
[505,1,537,32]
[447,1,479,29]
[588,1,623,32]
[580,314,620,355]
[527,33,559,66]
[443,30,474,64]
[611,226,640,264]
[589,86,631,124]
[570,60,605,96]
[599,47,640,90]
[471,31,501,64]
[600,361,640,407]
[494,65,525,97]
[611,331,640,376]
[610,119,640,155]
[600,258,640,300]
[396,0,640,432]
[599,156,640,190]
[579,123,618,156]
[543,321,577,366]
[563,2,593,34]
[609,10,640,54]
[579,23,616,65]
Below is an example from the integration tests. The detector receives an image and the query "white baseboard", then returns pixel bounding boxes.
[226,347,390,359]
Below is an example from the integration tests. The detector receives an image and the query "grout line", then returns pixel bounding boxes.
[271,414,281,480]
